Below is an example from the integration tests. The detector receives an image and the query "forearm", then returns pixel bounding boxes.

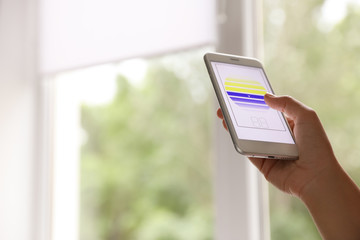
[300,160,360,240]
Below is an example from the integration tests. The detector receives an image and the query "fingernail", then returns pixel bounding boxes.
[265,93,275,98]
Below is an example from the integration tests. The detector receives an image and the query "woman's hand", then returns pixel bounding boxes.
[217,94,360,239]
[217,94,338,198]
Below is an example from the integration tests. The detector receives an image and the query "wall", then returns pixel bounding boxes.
[0,0,37,239]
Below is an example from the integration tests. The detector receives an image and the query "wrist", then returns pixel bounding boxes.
[299,158,342,204]
[299,158,360,239]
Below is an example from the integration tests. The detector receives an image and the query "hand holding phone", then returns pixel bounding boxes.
[205,52,360,239]
[204,52,298,160]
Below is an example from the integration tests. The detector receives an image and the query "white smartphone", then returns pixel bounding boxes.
[204,52,298,160]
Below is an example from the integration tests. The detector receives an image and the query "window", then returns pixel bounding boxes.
[43,1,269,240]
[0,0,271,240]
[263,0,360,239]
[51,48,215,240]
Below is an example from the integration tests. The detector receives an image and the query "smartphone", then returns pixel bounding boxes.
[204,52,298,160]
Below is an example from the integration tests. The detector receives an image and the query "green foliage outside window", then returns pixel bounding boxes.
[264,1,360,239]
[80,51,214,240]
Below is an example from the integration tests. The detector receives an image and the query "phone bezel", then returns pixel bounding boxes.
[204,52,298,160]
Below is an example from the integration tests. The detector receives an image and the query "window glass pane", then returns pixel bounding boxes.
[263,1,360,239]
[79,48,214,240]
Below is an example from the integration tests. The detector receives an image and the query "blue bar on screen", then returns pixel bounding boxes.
[226,91,264,100]
[230,96,267,105]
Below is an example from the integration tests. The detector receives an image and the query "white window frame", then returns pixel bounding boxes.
[213,0,269,239]
[34,1,270,240]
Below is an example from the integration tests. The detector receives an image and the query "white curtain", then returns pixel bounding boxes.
[40,0,216,74]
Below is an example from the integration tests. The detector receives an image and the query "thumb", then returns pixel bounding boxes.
[264,94,310,119]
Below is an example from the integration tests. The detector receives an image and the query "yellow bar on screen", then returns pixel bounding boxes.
[224,81,266,90]
[225,86,267,95]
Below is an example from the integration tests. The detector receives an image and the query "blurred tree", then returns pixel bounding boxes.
[80,51,214,240]
[264,0,360,239]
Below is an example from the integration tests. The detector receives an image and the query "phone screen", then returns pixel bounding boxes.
[211,61,295,144]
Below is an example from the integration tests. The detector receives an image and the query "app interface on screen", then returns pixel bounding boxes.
[211,61,295,144]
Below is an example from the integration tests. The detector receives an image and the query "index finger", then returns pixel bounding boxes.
[264,94,313,120]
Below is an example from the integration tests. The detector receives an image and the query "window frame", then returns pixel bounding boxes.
[213,0,269,239]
